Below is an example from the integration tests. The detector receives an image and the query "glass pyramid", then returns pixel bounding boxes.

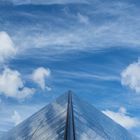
[1,92,139,140]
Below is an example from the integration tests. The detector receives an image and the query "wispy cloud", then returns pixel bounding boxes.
[103,107,140,129]
[56,70,120,81]
[11,110,22,126]
[0,0,140,135]
[2,0,88,5]
[77,13,89,25]
[7,0,140,58]
[0,103,44,131]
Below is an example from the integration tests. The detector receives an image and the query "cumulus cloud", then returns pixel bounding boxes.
[0,31,16,63]
[31,67,51,90]
[121,59,140,94]
[0,68,35,99]
[103,107,140,129]
[11,111,22,125]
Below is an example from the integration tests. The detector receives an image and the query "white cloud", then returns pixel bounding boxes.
[8,0,87,5]
[11,111,22,125]
[103,107,140,129]
[8,0,140,57]
[121,59,140,94]
[0,31,16,63]
[77,13,89,25]
[56,70,120,81]
[0,68,35,99]
[31,33,81,48]
[0,103,43,132]
[32,67,51,90]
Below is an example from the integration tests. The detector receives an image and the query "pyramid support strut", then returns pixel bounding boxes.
[64,91,76,140]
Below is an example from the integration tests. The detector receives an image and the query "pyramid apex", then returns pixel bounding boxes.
[64,90,74,99]
[66,90,74,94]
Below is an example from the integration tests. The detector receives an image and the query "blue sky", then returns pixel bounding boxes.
[0,0,140,137]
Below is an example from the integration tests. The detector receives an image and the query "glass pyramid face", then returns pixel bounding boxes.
[72,94,139,140]
[1,92,139,140]
[2,94,68,140]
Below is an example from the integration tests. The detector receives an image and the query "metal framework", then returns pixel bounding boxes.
[64,91,75,140]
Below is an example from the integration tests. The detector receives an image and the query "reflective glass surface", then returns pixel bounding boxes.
[73,94,139,140]
[2,93,139,140]
[2,94,68,140]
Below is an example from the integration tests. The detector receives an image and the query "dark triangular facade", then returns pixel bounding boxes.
[1,91,139,140]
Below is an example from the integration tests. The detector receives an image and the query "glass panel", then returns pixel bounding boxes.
[73,94,139,140]
[2,94,68,140]
[2,93,139,140]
